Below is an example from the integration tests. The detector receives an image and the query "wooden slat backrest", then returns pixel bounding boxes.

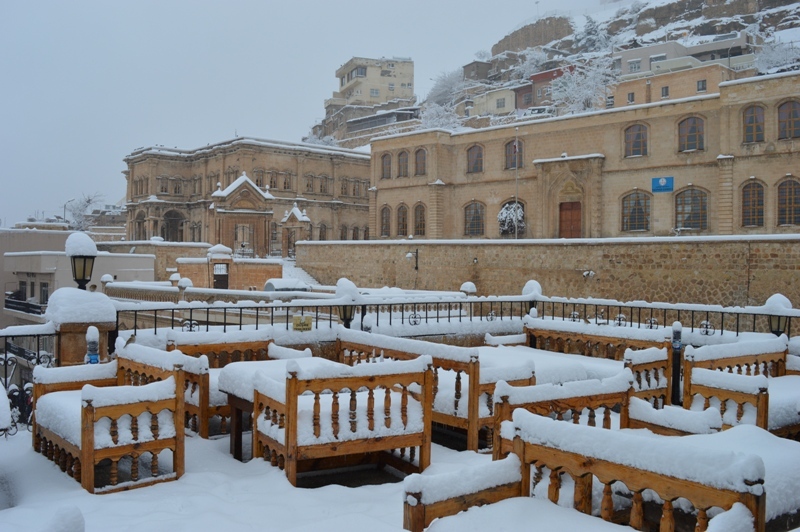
[525,325,671,362]
[173,340,274,368]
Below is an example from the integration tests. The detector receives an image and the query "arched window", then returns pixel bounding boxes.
[341,180,348,196]
[352,226,360,240]
[397,151,409,177]
[675,189,708,230]
[283,175,292,190]
[352,181,360,196]
[624,124,648,157]
[319,176,329,194]
[621,191,650,231]
[414,204,426,236]
[415,149,427,176]
[743,106,765,143]
[741,182,764,227]
[397,205,408,237]
[778,101,800,140]
[363,226,369,240]
[498,201,525,236]
[269,172,278,189]
[504,140,523,169]
[381,153,392,179]
[467,145,483,173]
[380,206,391,237]
[340,225,348,240]
[678,117,704,152]
[778,178,800,225]
[319,224,327,241]
[464,202,485,236]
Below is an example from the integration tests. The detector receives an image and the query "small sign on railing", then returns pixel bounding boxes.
[292,315,313,332]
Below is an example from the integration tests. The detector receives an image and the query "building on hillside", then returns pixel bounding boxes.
[123,137,371,258]
[312,57,416,146]
[367,71,800,240]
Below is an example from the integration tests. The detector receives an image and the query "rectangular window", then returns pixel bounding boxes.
[523,93,532,105]
[628,60,641,73]
[697,79,707,92]
[661,86,670,99]
[18,281,26,300]
[370,88,380,97]
[627,92,635,104]
[545,87,551,95]
[496,98,505,109]
[537,88,543,98]
[388,83,395,91]
[606,95,615,108]
[40,282,49,305]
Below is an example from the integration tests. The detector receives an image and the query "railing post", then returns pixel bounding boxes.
[671,322,683,406]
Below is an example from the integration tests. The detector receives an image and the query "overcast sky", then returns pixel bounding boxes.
[0,0,613,226]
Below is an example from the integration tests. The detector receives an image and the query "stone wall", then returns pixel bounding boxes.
[177,258,282,290]
[97,241,210,281]
[296,237,800,307]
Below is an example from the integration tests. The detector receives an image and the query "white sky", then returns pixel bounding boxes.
[0,0,614,226]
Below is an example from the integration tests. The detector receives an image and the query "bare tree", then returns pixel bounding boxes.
[67,193,103,231]
[551,55,618,114]
[426,69,468,107]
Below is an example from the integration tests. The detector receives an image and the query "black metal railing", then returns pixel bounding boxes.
[3,298,46,315]
[533,299,795,338]
[1,335,55,437]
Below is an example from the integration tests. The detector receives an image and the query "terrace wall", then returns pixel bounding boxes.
[296,236,800,306]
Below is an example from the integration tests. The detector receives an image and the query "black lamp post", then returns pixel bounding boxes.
[405,249,419,270]
[339,304,356,329]
[66,232,98,291]
[70,254,96,290]
[769,313,788,336]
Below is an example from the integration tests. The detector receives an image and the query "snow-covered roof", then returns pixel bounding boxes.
[211,172,275,200]
[125,136,370,161]
[281,203,311,223]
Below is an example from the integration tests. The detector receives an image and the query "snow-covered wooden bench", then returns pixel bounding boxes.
[168,338,275,368]
[336,329,535,451]
[682,337,800,437]
[32,352,185,494]
[252,356,433,486]
[404,411,766,532]
[166,340,309,438]
[623,346,672,406]
[524,318,673,362]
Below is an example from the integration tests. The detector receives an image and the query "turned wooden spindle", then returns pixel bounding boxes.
[110,459,119,486]
[131,416,139,441]
[548,469,561,503]
[533,465,544,491]
[131,454,139,482]
[588,408,596,427]
[332,392,340,438]
[695,507,709,531]
[367,388,375,431]
[59,448,67,472]
[601,483,614,521]
[401,385,408,428]
[703,397,711,410]
[349,390,357,432]
[432,367,439,399]
[571,409,580,424]
[453,371,462,415]
[410,446,416,463]
[384,388,391,429]
[736,401,745,423]
[66,455,74,477]
[603,407,612,429]
[151,412,159,439]
[313,393,321,438]
[630,491,644,530]
[151,452,159,477]
[110,419,118,445]
[660,499,675,531]
[271,449,278,467]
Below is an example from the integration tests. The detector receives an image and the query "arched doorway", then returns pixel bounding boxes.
[133,211,147,240]
[162,210,185,242]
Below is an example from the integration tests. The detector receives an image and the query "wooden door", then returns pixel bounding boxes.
[213,263,229,289]
[559,202,582,238]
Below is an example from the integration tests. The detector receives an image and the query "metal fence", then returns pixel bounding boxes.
[1,335,55,437]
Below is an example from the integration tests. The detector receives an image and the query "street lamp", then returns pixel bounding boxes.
[769,314,788,336]
[65,232,97,290]
[405,249,419,270]
[338,304,356,329]
[63,198,75,223]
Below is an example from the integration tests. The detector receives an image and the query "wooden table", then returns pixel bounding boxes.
[218,358,344,461]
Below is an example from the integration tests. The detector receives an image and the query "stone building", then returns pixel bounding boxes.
[368,71,800,239]
[123,137,371,257]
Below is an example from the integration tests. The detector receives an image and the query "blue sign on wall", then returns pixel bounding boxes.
[652,176,674,193]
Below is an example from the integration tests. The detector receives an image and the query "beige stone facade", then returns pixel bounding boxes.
[123,137,371,258]
[295,236,800,307]
[177,256,282,291]
[369,72,800,240]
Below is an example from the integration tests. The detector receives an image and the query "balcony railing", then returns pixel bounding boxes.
[4,298,46,315]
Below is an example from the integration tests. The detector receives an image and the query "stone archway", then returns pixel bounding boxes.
[162,210,185,242]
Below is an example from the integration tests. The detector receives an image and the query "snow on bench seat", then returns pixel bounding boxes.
[253,356,433,486]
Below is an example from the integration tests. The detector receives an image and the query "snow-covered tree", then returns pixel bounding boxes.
[575,16,609,53]
[419,103,461,130]
[426,69,468,106]
[551,55,618,115]
[755,41,800,74]
[474,50,491,61]
[517,49,548,79]
[498,202,526,236]
[67,193,102,231]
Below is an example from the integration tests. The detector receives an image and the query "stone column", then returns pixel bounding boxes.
[428,180,445,239]
[717,155,735,235]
